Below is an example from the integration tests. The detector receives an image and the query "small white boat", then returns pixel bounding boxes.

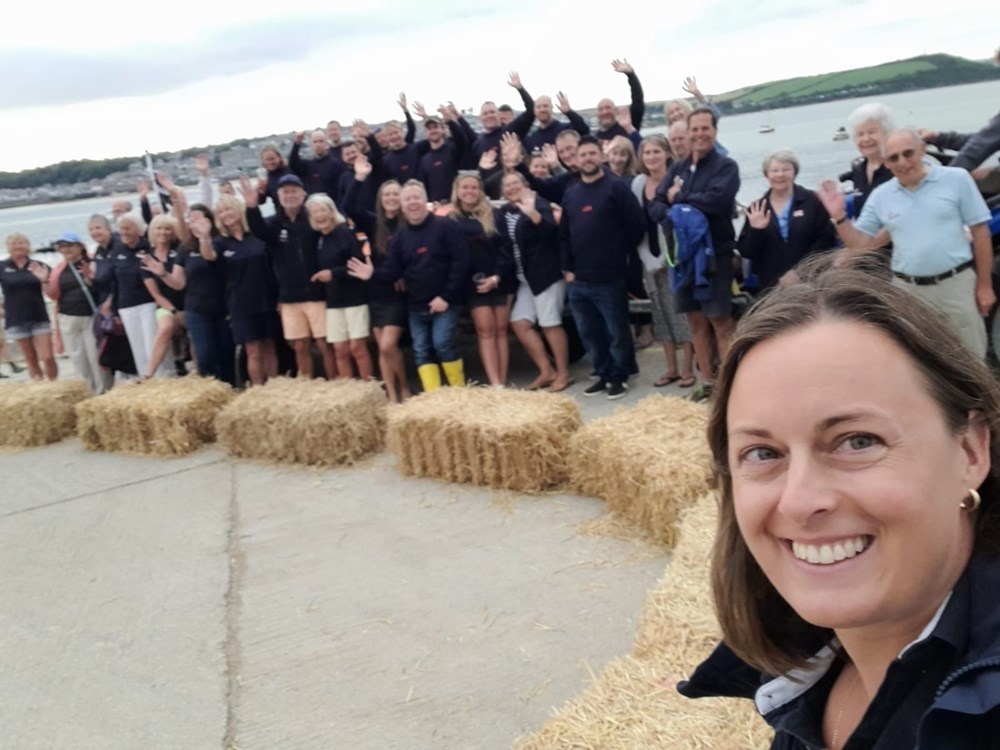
[833,126,850,141]
[759,124,775,134]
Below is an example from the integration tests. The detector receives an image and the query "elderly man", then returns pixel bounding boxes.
[668,120,691,161]
[818,127,995,358]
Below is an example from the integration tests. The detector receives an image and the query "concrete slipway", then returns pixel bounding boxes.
[0,347,692,749]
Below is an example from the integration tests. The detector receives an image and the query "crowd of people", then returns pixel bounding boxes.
[1,60,997,403]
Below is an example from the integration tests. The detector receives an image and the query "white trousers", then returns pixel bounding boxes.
[58,313,109,394]
[119,303,171,378]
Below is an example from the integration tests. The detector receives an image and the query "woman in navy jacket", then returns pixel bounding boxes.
[737,150,837,293]
[498,172,572,392]
[448,173,515,388]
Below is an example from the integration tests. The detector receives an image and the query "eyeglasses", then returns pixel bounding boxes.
[885,148,917,164]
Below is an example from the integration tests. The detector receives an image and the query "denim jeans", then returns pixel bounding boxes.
[408,308,459,365]
[567,279,637,382]
[185,310,236,385]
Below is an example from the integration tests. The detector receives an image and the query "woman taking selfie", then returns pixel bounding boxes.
[680,264,1000,747]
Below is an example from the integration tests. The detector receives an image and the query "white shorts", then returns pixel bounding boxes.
[326,305,371,344]
[511,279,566,328]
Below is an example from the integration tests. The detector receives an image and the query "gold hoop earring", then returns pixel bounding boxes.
[960,488,982,512]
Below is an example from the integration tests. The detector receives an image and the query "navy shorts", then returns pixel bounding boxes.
[368,298,408,329]
[230,311,281,345]
[675,253,735,319]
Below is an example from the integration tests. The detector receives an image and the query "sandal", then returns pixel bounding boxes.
[654,374,680,388]
[547,376,575,393]
[678,377,697,388]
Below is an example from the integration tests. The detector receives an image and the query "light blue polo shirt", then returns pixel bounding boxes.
[855,165,991,276]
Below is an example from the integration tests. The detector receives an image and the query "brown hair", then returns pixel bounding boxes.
[708,259,1000,676]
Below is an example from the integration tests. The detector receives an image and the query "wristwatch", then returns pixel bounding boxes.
[831,215,848,226]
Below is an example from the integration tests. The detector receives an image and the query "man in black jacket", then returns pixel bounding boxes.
[246,174,337,379]
[289,130,345,199]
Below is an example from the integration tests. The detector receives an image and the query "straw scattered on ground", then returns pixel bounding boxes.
[568,396,713,547]
[215,377,387,466]
[386,388,582,492]
[515,496,773,750]
[0,380,90,447]
[76,377,233,456]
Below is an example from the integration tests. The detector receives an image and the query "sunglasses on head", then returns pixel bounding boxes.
[885,148,917,164]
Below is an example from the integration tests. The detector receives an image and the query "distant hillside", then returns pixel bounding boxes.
[712,54,1000,113]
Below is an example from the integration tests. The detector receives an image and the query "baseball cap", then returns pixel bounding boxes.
[277,174,305,189]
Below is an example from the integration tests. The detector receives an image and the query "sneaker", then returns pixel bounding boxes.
[689,382,714,403]
[606,382,628,400]
[583,379,609,396]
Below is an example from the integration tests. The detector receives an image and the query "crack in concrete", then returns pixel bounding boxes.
[223,462,246,750]
[0,458,228,520]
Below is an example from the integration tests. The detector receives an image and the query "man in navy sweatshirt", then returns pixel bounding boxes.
[524,92,590,153]
[572,60,644,149]
[469,72,536,165]
[649,107,740,402]
[417,114,469,203]
[347,180,470,392]
[289,130,346,199]
[560,135,646,400]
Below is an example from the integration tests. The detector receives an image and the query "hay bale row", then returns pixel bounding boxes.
[567,396,713,547]
[76,377,234,457]
[515,497,772,750]
[215,377,387,466]
[386,388,581,492]
[0,380,91,447]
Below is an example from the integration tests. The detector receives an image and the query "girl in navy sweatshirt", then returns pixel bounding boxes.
[448,173,515,387]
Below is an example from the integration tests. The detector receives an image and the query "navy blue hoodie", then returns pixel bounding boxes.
[559,172,646,283]
[247,206,324,304]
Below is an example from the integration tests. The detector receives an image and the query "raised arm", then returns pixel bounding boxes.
[288,132,307,177]
[398,93,417,144]
[612,59,644,130]
[506,71,535,139]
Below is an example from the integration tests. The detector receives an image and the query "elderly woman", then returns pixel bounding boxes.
[841,102,895,216]
[112,212,165,378]
[306,193,373,380]
[0,232,57,380]
[46,232,105,393]
[679,263,1000,747]
[737,149,837,293]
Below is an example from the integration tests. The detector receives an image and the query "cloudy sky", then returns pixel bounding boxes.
[1,0,996,172]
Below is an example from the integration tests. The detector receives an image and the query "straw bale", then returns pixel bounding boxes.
[568,396,712,547]
[76,377,233,456]
[385,388,581,492]
[0,380,90,446]
[515,496,773,750]
[215,377,387,466]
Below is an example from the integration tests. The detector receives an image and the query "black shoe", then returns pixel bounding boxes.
[8,361,23,374]
[0,371,8,379]
[583,379,609,396]
[689,382,714,403]
[606,382,628,400]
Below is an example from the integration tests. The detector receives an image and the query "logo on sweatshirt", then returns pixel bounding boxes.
[433,160,443,168]
[582,205,593,213]
[279,229,289,243]
[223,250,236,258]
[416,245,428,255]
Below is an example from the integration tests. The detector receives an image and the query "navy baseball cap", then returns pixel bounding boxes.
[277,174,305,189]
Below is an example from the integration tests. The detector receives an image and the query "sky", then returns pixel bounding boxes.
[1,0,996,173]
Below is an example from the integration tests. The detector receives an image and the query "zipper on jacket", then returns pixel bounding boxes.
[934,656,1000,699]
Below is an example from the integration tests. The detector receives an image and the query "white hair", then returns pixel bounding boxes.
[305,193,346,228]
[847,103,896,135]
[117,211,147,234]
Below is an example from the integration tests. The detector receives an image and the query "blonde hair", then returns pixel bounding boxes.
[5,232,30,252]
[148,214,178,239]
[305,193,346,231]
[607,135,638,177]
[449,174,495,236]
[214,195,249,238]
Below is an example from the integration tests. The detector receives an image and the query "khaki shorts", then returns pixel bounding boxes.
[326,305,371,344]
[279,301,327,340]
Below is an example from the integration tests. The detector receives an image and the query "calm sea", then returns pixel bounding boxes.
[2,79,998,261]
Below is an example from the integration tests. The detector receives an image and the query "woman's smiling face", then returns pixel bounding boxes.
[725,319,988,636]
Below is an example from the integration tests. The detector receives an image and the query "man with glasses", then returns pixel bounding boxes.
[818,127,994,358]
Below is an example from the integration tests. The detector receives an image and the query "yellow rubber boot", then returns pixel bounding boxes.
[441,359,465,387]
[417,363,442,392]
